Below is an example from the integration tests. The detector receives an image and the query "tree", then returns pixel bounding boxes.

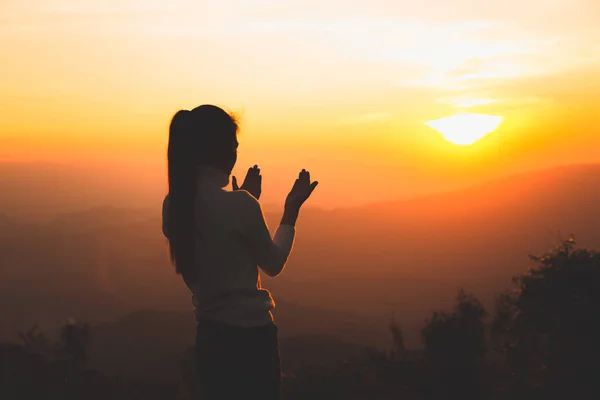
[19,325,52,358]
[389,317,406,361]
[421,289,487,399]
[52,319,92,399]
[492,238,600,399]
[56,320,91,373]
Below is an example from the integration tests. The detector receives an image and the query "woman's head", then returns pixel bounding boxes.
[167,105,238,281]
[169,105,239,174]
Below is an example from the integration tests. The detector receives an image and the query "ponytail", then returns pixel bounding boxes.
[167,110,198,283]
[166,105,239,284]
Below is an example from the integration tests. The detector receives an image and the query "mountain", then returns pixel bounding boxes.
[0,162,282,222]
[0,162,165,221]
[1,163,600,348]
[273,163,600,299]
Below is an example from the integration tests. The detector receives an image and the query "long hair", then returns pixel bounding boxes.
[167,105,238,283]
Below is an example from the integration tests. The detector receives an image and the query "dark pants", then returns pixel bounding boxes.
[196,318,281,400]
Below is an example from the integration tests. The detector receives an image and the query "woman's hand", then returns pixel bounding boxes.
[285,169,318,211]
[232,165,262,200]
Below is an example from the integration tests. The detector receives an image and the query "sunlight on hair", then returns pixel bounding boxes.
[425,113,504,146]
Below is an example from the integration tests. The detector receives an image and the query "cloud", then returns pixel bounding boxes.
[2,0,599,119]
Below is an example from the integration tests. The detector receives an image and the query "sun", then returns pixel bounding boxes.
[425,113,504,146]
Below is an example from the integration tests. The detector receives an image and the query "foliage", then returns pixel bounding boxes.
[283,348,416,400]
[18,326,52,357]
[421,290,487,365]
[492,237,600,399]
[1,321,180,400]
[420,289,488,399]
[389,318,406,360]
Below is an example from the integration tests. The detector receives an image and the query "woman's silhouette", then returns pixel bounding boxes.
[161,105,318,399]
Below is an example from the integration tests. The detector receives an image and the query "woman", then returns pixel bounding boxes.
[161,104,318,399]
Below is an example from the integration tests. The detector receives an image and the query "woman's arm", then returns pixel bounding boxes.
[243,193,295,277]
[243,169,318,277]
[280,207,299,227]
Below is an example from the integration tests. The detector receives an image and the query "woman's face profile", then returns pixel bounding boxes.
[222,136,239,175]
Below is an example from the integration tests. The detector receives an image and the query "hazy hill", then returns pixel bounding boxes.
[0,162,286,221]
[278,163,600,301]
[0,162,164,221]
[1,163,600,348]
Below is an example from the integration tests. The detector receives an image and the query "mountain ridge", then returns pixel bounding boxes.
[2,162,600,347]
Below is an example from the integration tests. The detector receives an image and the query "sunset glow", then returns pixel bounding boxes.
[1,0,600,207]
[4,3,600,395]
[425,113,504,146]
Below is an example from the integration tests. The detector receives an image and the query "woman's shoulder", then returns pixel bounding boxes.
[228,189,260,210]
[220,190,263,228]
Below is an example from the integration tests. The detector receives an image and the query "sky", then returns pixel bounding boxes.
[1,0,600,208]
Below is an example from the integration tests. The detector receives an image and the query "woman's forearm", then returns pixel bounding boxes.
[280,206,299,227]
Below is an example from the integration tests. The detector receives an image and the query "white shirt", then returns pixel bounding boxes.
[162,166,295,327]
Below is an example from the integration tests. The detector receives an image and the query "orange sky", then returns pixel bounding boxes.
[1,0,600,208]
